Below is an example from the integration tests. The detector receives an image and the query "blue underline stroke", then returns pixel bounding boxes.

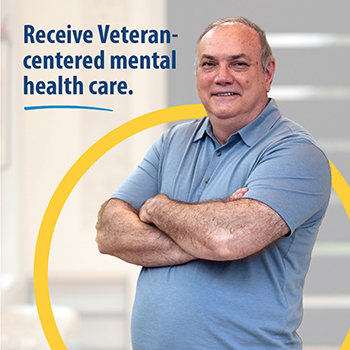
[24,105,113,112]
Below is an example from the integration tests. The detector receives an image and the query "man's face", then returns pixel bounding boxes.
[196,24,275,128]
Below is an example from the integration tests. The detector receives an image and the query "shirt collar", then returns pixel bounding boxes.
[238,98,281,147]
[194,99,281,147]
[193,117,212,142]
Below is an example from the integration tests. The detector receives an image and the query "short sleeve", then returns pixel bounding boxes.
[111,133,164,211]
[243,139,331,234]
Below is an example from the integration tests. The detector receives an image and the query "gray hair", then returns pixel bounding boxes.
[196,17,273,71]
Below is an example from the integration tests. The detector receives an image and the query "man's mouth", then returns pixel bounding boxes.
[213,92,238,96]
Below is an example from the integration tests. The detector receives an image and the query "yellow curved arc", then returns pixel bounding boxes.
[33,104,350,350]
[330,161,350,221]
[33,104,205,349]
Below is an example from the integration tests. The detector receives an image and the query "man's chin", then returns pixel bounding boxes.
[209,110,239,120]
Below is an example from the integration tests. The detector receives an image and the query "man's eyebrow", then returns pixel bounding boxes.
[230,53,250,61]
[199,53,251,61]
[199,54,216,61]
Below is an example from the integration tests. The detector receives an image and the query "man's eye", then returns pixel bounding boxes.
[234,62,249,68]
[202,61,215,67]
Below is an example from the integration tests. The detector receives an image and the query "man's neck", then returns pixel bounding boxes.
[210,100,269,145]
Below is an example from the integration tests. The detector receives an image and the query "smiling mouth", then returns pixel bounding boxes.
[213,92,238,96]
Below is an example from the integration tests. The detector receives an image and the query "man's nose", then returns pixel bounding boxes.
[214,64,234,84]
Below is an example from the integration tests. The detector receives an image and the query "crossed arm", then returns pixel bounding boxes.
[96,188,290,267]
[96,197,195,267]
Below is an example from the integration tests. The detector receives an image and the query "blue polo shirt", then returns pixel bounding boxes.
[112,99,331,349]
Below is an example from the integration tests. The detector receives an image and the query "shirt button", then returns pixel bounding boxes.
[216,151,221,157]
[204,178,210,184]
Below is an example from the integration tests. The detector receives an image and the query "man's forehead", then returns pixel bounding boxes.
[198,24,260,57]
[201,23,258,44]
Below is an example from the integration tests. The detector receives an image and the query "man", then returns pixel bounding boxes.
[96,17,331,349]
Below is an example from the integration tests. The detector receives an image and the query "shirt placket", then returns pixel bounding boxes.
[198,147,224,196]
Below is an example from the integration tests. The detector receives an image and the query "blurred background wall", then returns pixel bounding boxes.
[166,2,350,350]
[1,0,349,349]
[1,0,168,349]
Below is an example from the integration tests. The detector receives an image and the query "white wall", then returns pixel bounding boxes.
[1,0,168,309]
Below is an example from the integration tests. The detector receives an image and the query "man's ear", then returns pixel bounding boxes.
[265,58,276,93]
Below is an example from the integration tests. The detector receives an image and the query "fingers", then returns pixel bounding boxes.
[139,203,153,224]
[139,194,164,224]
[227,187,249,201]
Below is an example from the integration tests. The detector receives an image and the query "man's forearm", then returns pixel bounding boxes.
[139,193,290,261]
[96,198,195,267]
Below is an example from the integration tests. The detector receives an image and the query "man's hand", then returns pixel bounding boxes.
[227,187,249,201]
[139,194,167,225]
[96,198,196,267]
